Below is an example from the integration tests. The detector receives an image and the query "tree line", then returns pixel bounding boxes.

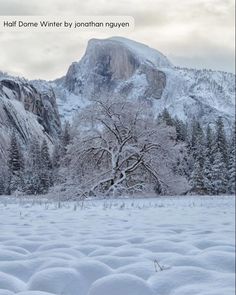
[160,110,235,195]
[0,98,235,197]
[0,122,71,195]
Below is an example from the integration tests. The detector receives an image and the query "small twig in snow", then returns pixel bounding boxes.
[154,259,164,272]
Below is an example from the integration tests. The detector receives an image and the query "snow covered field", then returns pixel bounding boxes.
[0,196,235,295]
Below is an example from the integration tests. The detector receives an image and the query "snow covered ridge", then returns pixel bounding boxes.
[54,37,235,128]
[0,196,234,295]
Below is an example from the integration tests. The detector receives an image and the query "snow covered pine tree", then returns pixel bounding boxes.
[7,132,24,193]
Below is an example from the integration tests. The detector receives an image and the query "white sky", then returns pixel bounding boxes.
[0,0,235,80]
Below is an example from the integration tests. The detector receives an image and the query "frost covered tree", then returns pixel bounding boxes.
[0,179,4,195]
[190,161,205,194]
[227,127,235,194]
[0,162,9,195]
[23,138,54,195]
[8,132,24,176]
[158,108,174,126]
[0,151,9,194]
[51,141,64,185]
[64,97,189,197]
[212,150,228,194]
[40,139,53,193]
[214,117,228,165]
[47,122,73,187]
[23,138,42,194]
[203,157,214,194]
[174,118,187,142]
[41,139,52,170]
[191,121,205,165]
[205,125,214,163]
[202,126,214,194]
[189,121,206,193]
[228,150,235,194]
[52,142,61,169]
[188,118,233,195]
[7,132,24,193]
[61,121,71,156]
[31,139,41,169]
[205,117,229,195]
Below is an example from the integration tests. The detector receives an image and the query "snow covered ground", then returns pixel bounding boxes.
[0,196,235,295]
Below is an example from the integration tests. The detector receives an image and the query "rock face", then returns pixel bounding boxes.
[0,74,61,160]
[58,38,168,104]
[54,37,235,130]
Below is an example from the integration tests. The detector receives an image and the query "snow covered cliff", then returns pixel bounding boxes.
[0,74,61,160]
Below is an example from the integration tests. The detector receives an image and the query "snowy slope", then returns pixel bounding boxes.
[51,82,91,121]
[153,67,235,126]
[0,196,234,295]
[53,37,235,128]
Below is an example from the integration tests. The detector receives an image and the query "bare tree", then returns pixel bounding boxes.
[65,97,189,197]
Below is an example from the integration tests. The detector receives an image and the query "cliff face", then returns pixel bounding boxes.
[0,75,61,160]
[62,38,167,102]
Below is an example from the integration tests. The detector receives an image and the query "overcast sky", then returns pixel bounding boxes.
[0,0,235,80]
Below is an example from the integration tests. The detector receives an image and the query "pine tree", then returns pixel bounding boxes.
[51,142,62,184]
[23,139,42,195]
[227,127,235,194]
[191,121,204,153]
[52,143,61,170]
[203,157,214,194]
[61,121,71,155]
[192,122,205,168]
[205,125,214,164]
[212,150,227,194]
[31,139,41,170]
[214,117,228,165]
[0,177,4,195]
[189,121,206,194]
[208,117,229,195]
[8,132,24,176]
[190,160,205,194]
[41,139,52,170]
[228,152,235,194]
[40,139,52,193]
[7,132,24,193]
[160,109,174,126]
[175,118,187,142]
[202,125,215,194]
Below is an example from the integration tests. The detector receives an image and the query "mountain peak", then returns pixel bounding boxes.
[86,37,173,69]
[61,36,168,104]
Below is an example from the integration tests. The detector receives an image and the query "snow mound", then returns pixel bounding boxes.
[148,265,235,295]
[28,267,85,295]
[0,272,25,292]
[73,260,113,283]
[88,274,154,295]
